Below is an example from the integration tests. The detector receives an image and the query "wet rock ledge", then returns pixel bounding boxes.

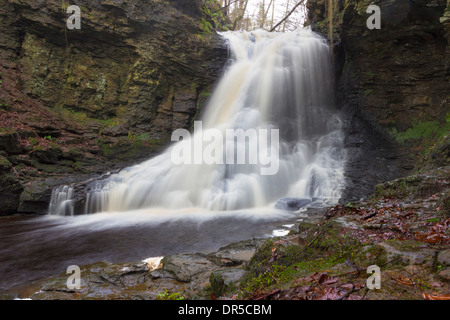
[26,238,267,300]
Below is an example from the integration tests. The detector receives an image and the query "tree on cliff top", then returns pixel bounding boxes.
[213,0,307,31]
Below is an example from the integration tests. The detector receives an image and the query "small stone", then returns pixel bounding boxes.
[430,281,444,288]
[275,198,312,211]
[438,267,450,281]
[210,268,247,297]
[437,249,450,267]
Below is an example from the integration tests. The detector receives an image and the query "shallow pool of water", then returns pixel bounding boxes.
[0,207,302,295]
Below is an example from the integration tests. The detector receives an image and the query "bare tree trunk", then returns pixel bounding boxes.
[223,0,229,16]
[264,0,274,20]
[327,0,335,57]
[282,0,289,32]
[259,0,265,28]
[232,0,249,30]
[260,0,274,29]
[270,0,275,29]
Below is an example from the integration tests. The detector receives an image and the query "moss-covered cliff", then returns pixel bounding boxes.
[0,0,228,214]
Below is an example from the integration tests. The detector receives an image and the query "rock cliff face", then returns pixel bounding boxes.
[306,0,450,202]
[0,0,228,214]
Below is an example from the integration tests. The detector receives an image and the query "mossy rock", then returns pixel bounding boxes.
[300,220,363,259]
[210,268,247,297]
[98,139,160,162]
[0,155,12,172]
[385,239,427,252]
[353,244,389,268]
[377,240,438,269]
[373,175,422,199]
[0,173,23,214]
[417,133,450,170]
[0,133,21,154]
[297,221,317,234]
[240,221,365,294]
[373,168,449,200]
[31,145,63,164]
[436,190,450,217]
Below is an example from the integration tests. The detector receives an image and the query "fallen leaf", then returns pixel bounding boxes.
[318,273,338,286]
[430,282,444,288]
[422,293,450,300]
[392,276,415,286]
[346,294,362,300]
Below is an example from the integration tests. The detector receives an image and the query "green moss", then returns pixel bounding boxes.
[240,253,351,295]
[384,239,425,252]
[389,119,450,144]
[373,175,421,199]
[436,190,450,217]
[416,132,450,170]
[363,88,373,96]
[201,0,228,32]
[353,245,388,268]
[97,137,161,161]
[199,91,212,98]
[28,137,40,147]
[239,221,365,296]
[156,290,185,301]
[200,18,214,34]
[0,155,12,171]
[65,146,83,159]
[0,127,16,134]
[136,133,150,142]
[53,106,89,124]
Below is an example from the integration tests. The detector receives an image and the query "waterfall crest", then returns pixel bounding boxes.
[50,28,346,215]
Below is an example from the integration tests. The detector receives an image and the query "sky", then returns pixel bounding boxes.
[243,0,307,31]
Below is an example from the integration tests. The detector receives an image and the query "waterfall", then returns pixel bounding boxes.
[49,185,76,216]
[49,28,346,216]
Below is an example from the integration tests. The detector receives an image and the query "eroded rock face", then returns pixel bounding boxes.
[0,0,228,214]
[11,0,227,135]
[306,0,450,202]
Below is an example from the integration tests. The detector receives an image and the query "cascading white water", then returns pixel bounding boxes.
[50,28,346,216]
[49,185,75,216]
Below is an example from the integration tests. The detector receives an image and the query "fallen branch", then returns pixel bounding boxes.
[422,293,450,300]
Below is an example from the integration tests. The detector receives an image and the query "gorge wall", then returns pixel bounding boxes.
[1,0,448,215]
[0,0,228,214]
[306,0,450,202]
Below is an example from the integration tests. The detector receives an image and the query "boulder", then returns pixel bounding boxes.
[209,239,263,266]
[17,180,54,215]
[275,197,312,211]
[210,268,247,297]
[0,173,23,215]
[0,133,21,155]
[160,254,217,283]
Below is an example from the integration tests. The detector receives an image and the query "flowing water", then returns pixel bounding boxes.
[0,29,347,294]
[0,208,297,293]
[51,29,346,215]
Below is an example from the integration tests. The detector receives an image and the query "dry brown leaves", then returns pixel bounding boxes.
[249,272,365,300]
[324,200,449,245]
[415,218,450,244]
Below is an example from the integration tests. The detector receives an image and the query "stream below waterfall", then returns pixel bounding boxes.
[0,207,315,294]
